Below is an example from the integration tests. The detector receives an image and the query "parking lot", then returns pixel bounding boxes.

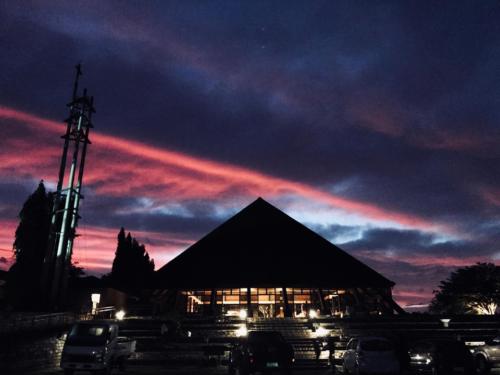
[37,365,335,375]
[34,365,500,375]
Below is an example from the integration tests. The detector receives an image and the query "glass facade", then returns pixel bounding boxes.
[180,287,371,317]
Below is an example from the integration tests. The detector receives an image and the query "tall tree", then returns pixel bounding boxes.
[7,181,51,309]
[7,181,85,310]
[110,227,155,291]
[430,263,500,315]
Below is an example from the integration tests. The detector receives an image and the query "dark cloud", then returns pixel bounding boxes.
[311,224,361,241]
[80,195,225,239]
[0,181,40,219]
[342,227,499,259]
[1,1,499,302]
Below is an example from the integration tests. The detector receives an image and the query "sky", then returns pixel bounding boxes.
[0,1,499,308]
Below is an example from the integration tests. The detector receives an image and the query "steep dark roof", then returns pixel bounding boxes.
[156,198,394,289]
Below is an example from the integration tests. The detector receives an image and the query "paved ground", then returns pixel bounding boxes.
[35,366,500,375]
[37,365,334,375]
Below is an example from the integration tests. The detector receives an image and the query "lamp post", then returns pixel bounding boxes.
[440,318,451,328]
[91,293,101,315]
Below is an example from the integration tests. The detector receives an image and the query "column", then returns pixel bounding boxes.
[247,287,253,318]
[282,287,292,317]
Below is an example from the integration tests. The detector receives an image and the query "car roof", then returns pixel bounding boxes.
[353,336,391,342]
[75,320,115,326]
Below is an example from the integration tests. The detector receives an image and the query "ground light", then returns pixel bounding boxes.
[314,326,329,338]
[235,325,248,337]
[239,309,248,319]
[115,310,126,320]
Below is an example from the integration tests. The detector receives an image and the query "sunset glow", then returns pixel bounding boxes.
[1,1,498,308]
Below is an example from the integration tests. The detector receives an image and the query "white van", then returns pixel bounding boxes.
[60,321,135,375]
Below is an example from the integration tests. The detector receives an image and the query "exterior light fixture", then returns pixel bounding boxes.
[239,309,248,319]
[91,293,101,315]
[235,325,248,337]
[91,293,101,304]
[440,318,451,328]
[115,310,126,321]
[309,309,318,319]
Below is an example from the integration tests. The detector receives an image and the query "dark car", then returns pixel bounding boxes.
[408,339,475,375]
[473,336,500,374]
[229,330,294,374]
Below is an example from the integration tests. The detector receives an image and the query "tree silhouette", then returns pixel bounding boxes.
[7,181,85,310]
[430,263,500,315]
[7,181,51,309]
[110,227,155,291]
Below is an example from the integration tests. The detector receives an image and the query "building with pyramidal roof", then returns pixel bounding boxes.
[155,198,404,318]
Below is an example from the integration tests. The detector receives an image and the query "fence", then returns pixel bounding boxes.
[0,312,76,334]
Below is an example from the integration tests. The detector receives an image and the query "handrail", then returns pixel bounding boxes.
[0,311,76,333]
[95,306,115,313]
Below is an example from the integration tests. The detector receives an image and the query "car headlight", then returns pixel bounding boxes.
[411,354,432,365]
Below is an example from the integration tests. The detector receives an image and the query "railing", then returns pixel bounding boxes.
[84,305,116,320]
[0,312,76,334]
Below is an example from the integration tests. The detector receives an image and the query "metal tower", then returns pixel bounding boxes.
[41,64,95,310]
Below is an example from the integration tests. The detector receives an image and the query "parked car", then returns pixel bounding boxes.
[60,321,136,375]
[473,336,500,374]
[342,336,400,375]
[229,330,294,374]
[408,339,474,375]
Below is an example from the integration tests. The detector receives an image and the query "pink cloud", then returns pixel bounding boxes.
[347,98,405,137]
[72,225,192,273]
[0,220,16,270]
[392,289,432,307]
[0,105,447,233]
[0,218,193,273]
[346,96,500,156]
[2,105,471,280]
[479,187,500,207]
[357,250,491,268]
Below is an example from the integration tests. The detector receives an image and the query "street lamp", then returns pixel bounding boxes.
[91,293,101,315]
[440,318,451,328]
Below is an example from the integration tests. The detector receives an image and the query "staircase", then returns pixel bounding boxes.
[248,318,332,370]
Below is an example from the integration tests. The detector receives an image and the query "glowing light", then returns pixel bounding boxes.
[115,310,126,320]
[440,318,451,328]
[235,325,248,337]
[239,309,248,319]
[470,303,498,315]
[91,293,101,315]
[314,326,329,338]
[91,293,101,304]
[309,309,318,319]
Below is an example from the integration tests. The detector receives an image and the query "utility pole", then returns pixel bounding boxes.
[41,64,95,310]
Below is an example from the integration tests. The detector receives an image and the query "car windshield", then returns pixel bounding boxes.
[248,331,284,344]
[360,339,393,351]
[66,324,109,346]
